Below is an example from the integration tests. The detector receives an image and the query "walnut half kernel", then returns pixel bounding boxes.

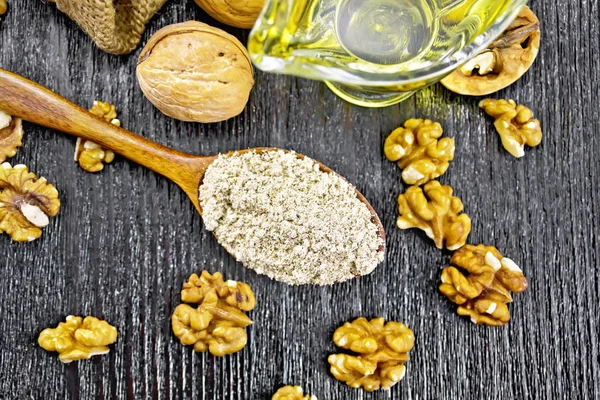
[0,163,60,242]
[272,385,317,400]
[384,119,455,185]
[75,101,119,172]
[38,316,118,363]
[439,244,528,326]
[0,110,24,162]
[172,271,256,357]
[328,317,414,392]
[397,180,471,250]
[479,98,542,158]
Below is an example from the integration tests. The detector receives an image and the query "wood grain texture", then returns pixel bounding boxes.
[0,0,598,399]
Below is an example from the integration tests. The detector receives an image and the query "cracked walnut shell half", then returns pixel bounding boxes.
[328,317,414,392]
[479,98,542,158]
[193,0,266,29]
[440,244,528,326]
[384,119,455,185]
[137,21,254,123]
[272,386,317,400]
[172,271,255,356]
[74,101,118,172]
[0,163,60,242]
[441,6,540,95]
[397,180,471,250]
[0,110,23,162]
[38,316,118,363]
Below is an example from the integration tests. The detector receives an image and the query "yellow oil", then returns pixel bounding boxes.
[249,0,516,105]
[252,0,511,69]
[336,0,434,65]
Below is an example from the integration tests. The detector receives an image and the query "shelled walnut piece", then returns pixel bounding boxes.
[74,101,118,172]
[0,163,60,242]
[384,119,455,185]
[137,21,254,123]
[193,0,266,29]
[272,385,317,400]
[38,316,118,363]
[172,271,256,356]
[328,317,414,392]
[441,6,540,95]
[479,98,542,158]
[181,270,256,311]
[397,180,471,250]
[439,244,528,326]
[0,110,23,162]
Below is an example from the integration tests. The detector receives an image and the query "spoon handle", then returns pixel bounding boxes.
[0,68,200,186]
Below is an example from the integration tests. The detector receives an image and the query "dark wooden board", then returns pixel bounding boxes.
[1,0,599,398]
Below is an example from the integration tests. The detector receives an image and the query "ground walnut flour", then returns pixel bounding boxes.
[199,150,385,285]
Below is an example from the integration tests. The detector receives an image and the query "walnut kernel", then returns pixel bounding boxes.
[397,180,471,250]
[441,6,540,95]
[272,385,317,400]
[182,270,256,311]
[193,0,266,29]
[0,163,60,242]
[172,271,255,356]
[479,98,542,158]
[440,244,528,326]
[137,21,254,123]
[0,110,23,162]
[384,119,455,185]
[89,100,118,122]
[38,316,118,363]
[328,317,414,392]
[74,101,119,172]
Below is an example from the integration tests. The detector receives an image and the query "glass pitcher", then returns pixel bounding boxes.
[248,0,526,107]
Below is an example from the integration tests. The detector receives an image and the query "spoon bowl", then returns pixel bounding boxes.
[0,68,385,255]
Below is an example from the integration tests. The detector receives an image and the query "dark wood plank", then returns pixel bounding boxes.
[0,0,599,399]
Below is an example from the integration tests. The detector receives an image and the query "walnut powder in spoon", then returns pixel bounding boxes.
[199,150,385,285]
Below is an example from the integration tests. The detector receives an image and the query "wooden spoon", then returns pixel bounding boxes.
[0,68,385,249]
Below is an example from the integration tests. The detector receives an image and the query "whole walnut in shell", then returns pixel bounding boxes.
[137,21,254,123]
[194,0,266,29]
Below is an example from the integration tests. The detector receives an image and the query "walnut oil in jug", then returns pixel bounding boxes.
[249,0,520,106]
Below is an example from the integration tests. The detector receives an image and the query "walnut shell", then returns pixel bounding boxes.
[441,6,540,96]
[193,0,265,29]
[136,21,254,123]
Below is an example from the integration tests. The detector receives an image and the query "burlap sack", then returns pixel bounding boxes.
[50,0,169,55]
